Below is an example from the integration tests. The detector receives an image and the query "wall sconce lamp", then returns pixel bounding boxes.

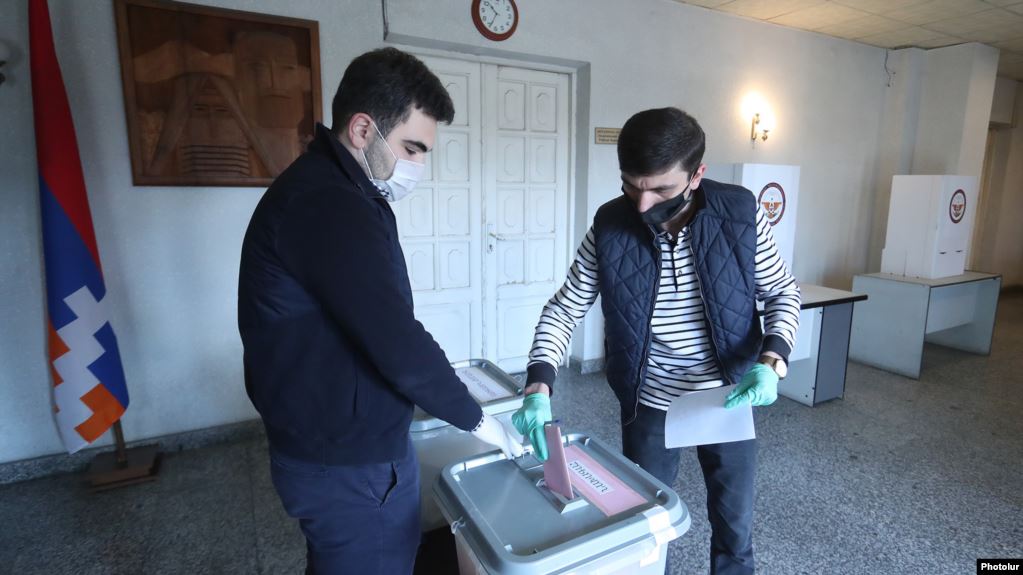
[751,113,769,142]
[742,92,774,146]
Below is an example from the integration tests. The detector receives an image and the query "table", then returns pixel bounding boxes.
[848,271,1001,379]
[777,284,868,406]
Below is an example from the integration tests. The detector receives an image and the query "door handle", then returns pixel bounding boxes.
[486,224,507,254]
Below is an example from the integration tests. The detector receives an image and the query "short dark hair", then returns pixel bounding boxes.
[330,48,455,137]
[617,107,705,177]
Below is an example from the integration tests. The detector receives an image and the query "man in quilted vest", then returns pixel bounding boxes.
[513,107,801,574]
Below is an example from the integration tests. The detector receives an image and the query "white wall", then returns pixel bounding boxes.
[866,48,925,273]
[0,0,998,463]
[912,44,999,176]
[974,83,1023,287]
[990,77,1018,126]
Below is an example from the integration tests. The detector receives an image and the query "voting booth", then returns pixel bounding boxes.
[411,360,523,531]
[880,175,979,280]
[849,176,994,379]
[434,433,691,575]
[704,163,800,270]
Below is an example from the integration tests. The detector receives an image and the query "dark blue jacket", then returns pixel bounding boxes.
[238,124,482,466]
[528,179,790,423]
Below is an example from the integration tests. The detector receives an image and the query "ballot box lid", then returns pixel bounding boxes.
[434,433,690,575]
[411,359,523,432]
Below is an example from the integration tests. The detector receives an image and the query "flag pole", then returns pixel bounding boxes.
[113,419,127,464]
[85,420,161,492]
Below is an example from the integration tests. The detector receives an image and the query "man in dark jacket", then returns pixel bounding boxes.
[238,48,521,575]
[513,108,801,574]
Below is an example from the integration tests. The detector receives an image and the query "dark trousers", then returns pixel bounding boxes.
[268,438,421,575]
[622,403,757,575]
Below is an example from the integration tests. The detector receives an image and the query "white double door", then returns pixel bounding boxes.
[390,56,571,373]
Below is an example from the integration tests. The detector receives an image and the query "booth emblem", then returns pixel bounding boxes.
[949,189,966,224]
[758,183,786,226]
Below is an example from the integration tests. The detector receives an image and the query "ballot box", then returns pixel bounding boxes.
[880,175,978,279]
[411,359,523,531]
[704,163,800,270]
[434,433,691,575]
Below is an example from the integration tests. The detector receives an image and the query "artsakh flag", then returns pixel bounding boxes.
[31,0,130,454]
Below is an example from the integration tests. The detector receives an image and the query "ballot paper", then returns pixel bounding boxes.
[455,366,514,402]
[542,423,575,500]
[665,385,755,448]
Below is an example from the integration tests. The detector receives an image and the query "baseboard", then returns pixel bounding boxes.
[570,356,605,375]
[0,419,264,486]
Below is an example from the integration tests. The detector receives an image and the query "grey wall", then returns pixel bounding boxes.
[0,0,1001,463]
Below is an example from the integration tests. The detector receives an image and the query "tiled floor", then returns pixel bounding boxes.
[2,293,1021,574]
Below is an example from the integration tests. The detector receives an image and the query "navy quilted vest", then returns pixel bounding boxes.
[593,179,762,422]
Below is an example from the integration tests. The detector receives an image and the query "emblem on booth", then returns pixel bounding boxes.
[949,189,966,224]
[758,182,786,226]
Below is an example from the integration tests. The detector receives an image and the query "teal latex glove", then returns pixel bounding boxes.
[724,363,779,409]
[511,393,553,461]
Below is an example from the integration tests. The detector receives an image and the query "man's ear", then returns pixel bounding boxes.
[347,113,374,150]
[690,163,708,189]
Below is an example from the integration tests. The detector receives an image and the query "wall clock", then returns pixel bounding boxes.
[471,0,518,42]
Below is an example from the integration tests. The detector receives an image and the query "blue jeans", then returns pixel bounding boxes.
[622,403,757,575]
[269,438,421,575]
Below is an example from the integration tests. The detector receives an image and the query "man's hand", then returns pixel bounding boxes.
[512,391,553,461]
[471,414,524,459]
[724,363,779,409]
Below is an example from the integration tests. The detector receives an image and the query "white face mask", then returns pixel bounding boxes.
[362,121,426,202]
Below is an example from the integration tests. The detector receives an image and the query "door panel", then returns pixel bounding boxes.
[397,56,571,372]
[497,137,527,182]
[484,66,571,373]
[393,56,483,363]
[498,80,526,130]
[497,189,526,235]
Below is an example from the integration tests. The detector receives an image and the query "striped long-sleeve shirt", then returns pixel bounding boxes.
[527,203,801,411]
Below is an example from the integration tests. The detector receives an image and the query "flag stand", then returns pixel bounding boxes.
[86,421,161,492]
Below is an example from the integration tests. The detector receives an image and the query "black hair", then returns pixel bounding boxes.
[330,48,455,137]
[617,107,705,177]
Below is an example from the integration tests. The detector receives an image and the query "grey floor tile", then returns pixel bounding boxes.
[135,483,258,575]
[4,474,150,574]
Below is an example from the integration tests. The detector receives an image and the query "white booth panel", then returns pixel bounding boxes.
[705,163,800,270]
[881,175,978,279]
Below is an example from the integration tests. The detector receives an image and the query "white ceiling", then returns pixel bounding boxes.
[674,0,1023,80]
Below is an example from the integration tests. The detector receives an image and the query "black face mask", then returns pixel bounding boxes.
[628,177,696,226]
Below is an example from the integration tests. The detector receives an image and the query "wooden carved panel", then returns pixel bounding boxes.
[114,0,322,186]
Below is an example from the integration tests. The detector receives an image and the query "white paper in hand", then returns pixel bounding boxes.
[665,385,755,448]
